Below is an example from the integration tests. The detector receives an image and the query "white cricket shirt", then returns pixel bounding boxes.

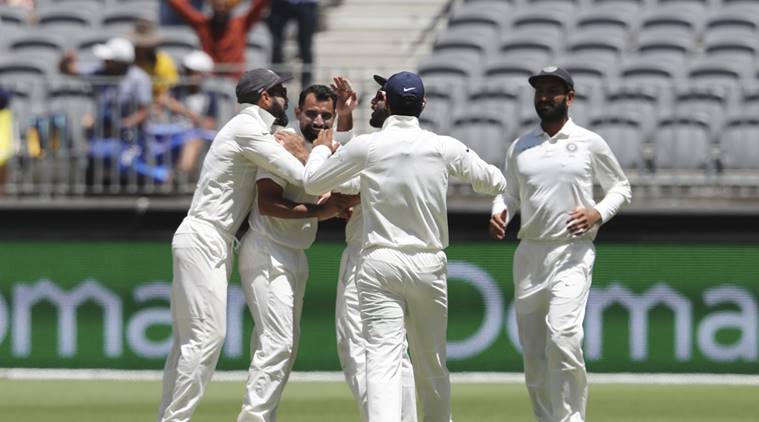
[181,105,306,240]
[492,118,631,241]
[304,115,507,251]
[247,169,319,250]
[245,129,356,250]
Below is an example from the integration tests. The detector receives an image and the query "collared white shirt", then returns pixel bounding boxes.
[246,129,356,249]
[248,169,320,250]
[182,105,305,239]
[304,115,507,251]
[492,118,631,241]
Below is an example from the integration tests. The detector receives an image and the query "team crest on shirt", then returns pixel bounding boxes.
[566,142,577,152]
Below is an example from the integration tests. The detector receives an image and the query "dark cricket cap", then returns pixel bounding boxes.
[373,74,387,88]
[385,71,425,108]
[528,66,574,90]
[235,68,292,103]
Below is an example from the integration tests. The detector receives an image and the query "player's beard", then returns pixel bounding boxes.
[369,106,389,128]
[535,97,568,123]
[301,124,326,143]
[268,100,289,127]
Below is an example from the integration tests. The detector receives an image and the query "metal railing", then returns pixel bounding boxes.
[2,72,759,211]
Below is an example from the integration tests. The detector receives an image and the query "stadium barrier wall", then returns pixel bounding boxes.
[0,237,756,374]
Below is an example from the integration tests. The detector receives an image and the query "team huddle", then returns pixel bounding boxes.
[156,66,631,422]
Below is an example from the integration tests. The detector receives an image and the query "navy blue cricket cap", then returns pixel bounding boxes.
[385,71,425,108]
[528,66,574,91]
[373,74,387,88]
[236,68,292,104]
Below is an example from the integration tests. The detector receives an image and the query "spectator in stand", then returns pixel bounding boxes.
[0,87,13,192]
[268,0,318,88]
[60,37,152,142]
[159,0,204,26]
[167,0,271,79]
[155,50,219,183]
[129,17,180,96]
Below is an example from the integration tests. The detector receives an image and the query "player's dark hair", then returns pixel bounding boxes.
[389,97,424,117]
[298,84,337,109]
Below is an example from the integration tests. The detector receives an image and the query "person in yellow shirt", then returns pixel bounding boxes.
[129,18,179,96]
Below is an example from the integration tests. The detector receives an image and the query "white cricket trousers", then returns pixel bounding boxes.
[357,247,451,422]
[335,243,418,422]
[158,218,233,422]
[513,239,596,422]
[236,231,308,422]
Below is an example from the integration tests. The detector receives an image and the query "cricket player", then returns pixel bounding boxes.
[235,83,354,422]
[333,75,417,422]
[157,68,308,422]
[303,71,507,422]
[489,66,632,422]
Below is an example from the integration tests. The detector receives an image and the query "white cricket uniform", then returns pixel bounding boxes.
[304,115,507,422]
[236,168,319,422]
[158,105,305,422]
[332,158,417,421]
[492,118,631,422]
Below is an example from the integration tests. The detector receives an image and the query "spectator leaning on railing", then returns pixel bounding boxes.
[154,50,219,182]
[167,0,271,79]
[60,37,152,145]
[129,17,180,96]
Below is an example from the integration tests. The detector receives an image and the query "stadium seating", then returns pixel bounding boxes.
[3,0,759,198]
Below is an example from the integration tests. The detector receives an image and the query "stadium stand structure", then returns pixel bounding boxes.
[416,0,759,207]
[1,0,759,211]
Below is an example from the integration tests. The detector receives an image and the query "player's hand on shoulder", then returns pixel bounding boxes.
[275,131,308,163]
[566,207,601,235]
[489,209,507,240]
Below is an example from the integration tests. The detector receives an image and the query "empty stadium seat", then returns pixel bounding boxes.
[433,30,493,64]
[742,88,759,114]
[702,32,757,68]
[650,112,715,171]
[589,113,646,171]
[5,32,68,63]
[449,111,510,165]
[565,30,627,69]
[467,81,520,117]
[417,56,474,93]
[671,86,731,126]
[0,4,29,27]
[586,0,646,14]
[720,113,759,171]
[637,6,703,40]
[245,26,272,68]
[419,81,458,134]
[604,84,662,121]
[0,56,52,100]
[483,58,539,91]
[46,76,96,152]
[448,2,510,38]
[573,7,635,40]
[36,5,96,31]
[704,8,759,39]
[633,30,694,67]
[687,58,746,92]
[508,7,569,41]
[498,33,556,67]
[618,58,683,91]
[158,27,200,64]
[101,3,158,32]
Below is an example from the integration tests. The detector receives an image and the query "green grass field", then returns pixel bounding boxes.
[0,379,757,421]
